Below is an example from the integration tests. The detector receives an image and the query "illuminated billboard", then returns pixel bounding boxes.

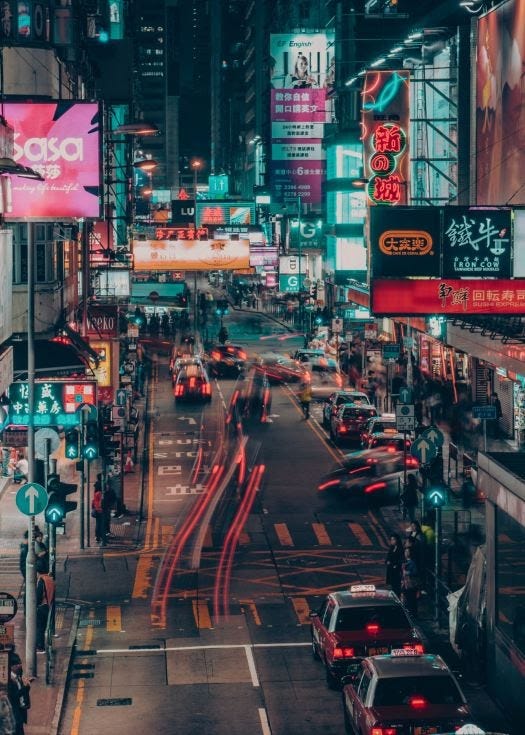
[361,71,410,206]
[132,238,250,271]
[196,201,256,226]
[476,0,525,205]
[371,279,525,316]
[8,380,97,427]
[4,102,101,219]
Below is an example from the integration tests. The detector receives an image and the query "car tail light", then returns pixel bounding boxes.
[201,383,211,396]
[364,481,387,494]
[338,425,348,433]
[403,642,424,654]
[333,646,355,659]
[406,457,419,467]
[175,384,185,396]
[371,729,397,735]
[366,623,380,635]
[318,479,340,491]
[239,350,247,360]
[408,696,427,709]
[211,351,220,360]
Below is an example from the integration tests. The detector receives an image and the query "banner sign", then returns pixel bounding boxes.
[279,273,307,293]
[8,380,97,427]
[371,279,525,316]
[4,102,101,219]
[132,238,250,271]
[289,217,324,250]
[442,207,511,278]
[361,70,410,206]
[370,207,440,278]
[196,202,256,226]
[171,200,195,223]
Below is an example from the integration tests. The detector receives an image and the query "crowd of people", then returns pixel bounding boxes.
[385,519,434,617]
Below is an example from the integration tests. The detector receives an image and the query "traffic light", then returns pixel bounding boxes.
[425,484,447,508]
[83,420,99,460]
[216,299,229,317]
[45,473,77,525]
[65,429,80,460]
[132,308,145,327]
[101,423,120,459]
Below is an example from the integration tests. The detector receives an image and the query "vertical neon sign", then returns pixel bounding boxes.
[361,70,410,206]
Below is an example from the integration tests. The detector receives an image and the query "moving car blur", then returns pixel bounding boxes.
[254,352,308,384]
[207,344,247,377]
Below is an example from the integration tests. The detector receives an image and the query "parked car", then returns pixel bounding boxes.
[367,431,412,452]
[330,404,378,444]
[342,649,471,735]
[360,413,397,447]
[173,364,212,402]
[310,584,424,689]
[322,390,371,429]
[317,450,419,504]
[207,344,247,377]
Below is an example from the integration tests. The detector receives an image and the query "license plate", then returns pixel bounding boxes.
[368,646,388,655]
[414,727,438,735]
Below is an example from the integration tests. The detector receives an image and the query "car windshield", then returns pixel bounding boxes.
[373,675,464,707]
[334,605,409,631]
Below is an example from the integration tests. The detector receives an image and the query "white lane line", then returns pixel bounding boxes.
[244,644,260,687]
[258,708,272,735]
[96,642,311,654]
[214,379,227,409]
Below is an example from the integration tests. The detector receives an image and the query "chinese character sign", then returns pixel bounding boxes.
[361,71,410,206]
[442,207,512,278]
[8,381,97,427]
[371,279,525,316]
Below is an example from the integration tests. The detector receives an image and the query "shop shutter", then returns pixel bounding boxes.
[496,375,514,439]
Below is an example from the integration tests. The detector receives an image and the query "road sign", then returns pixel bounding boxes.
[411,435,437,465]
[0,593,17,624]
[396,404,414,418]
[116,389,127,407]
[472,404,497,420]
[332,318,343,334]
[421,425,444,447]
[399,387,413,404]
[16,482,48,516]
[383,343,400,361]
[35,427,60,459]
[76,402,98,422]
[396,415,415,431]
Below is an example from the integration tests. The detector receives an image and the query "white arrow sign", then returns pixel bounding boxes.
[25,485,39,515]
[177,416,197,425]
[417,439,431,464]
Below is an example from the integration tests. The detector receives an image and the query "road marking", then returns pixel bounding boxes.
[96,642,311,654]
[177,415,197,425]
[164,484,205,495]
[153,516,161,549]
[158,465,182,475]
[281,386,342,464]
[274,522,294,546]
[239,529,250,545]
[203,524,213,548]
[153,451,168,458]
[71,609,96,735]
[291,597,311,625]
[132,555,154,599]
[239,599,261,626]
[258,708,271,735]
[192,600,213,629]
[161,524,174,545]
[312,522,331,545]
[176,438,199,445]
[348,522,373,547]
[244,645,260,687]
[158,439,173,445]
[106,605,122,632]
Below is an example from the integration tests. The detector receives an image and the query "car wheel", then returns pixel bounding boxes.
[325,662,339,690]
[311,633,320,660]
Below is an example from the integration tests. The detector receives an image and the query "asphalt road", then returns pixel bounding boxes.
[58,311,512,735]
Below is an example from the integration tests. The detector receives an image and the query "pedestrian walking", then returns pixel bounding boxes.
[34,530,48,574]
[401,474,419,522]
[19,532,29,581]
[8,653,31,735]
[401,546,420,617]
[385,533,403,597]
[91,486,105,545]
[36,570,55,652]
[298,381,313,419]
[406,520,426,582]
[489,391,503,438]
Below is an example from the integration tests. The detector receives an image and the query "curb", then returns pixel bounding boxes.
[50,604,80,735]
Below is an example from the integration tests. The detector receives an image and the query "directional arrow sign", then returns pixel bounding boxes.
[427,487,446,507]
[176,416,197,425]
[46,507,63,524]
[422,426,444,448]
[410,436,437,465]
[83,446,98,460]
[399,387,413,404]
[16,482,48,517]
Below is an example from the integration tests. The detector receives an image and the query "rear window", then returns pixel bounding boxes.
[334,605,410,632]
[342,407,376,419]
[373,675,464,707]
[373,438,405,450]
[372,421,396,433]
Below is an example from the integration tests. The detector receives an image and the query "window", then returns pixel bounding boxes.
[496,508,525,655]
[373,675,464,706]
[356,671,372,702]
[322,600,335,628]
[12,224,57,284]
[335,606,409,632]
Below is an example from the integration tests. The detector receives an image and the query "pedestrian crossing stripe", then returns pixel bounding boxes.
[274,523,294,546]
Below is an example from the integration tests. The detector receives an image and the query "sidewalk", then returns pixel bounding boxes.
[0,392,147,735]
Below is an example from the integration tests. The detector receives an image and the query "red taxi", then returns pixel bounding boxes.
[342,648,471,735]
[310,585,424,689]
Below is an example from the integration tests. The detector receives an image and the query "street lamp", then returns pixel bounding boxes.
[190,158,202,199]
[113,121,159,136]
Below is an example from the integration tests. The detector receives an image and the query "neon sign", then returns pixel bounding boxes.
[362,71,410,206]
[8,381,97,427]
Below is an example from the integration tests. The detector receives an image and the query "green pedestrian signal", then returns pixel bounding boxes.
[65,429,80,460]
[45,474,78,525]
[83,420,99,460]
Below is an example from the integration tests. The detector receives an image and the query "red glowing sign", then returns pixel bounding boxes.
[361,71,410,206]
[155,227,208,240]
[371,279,525,315]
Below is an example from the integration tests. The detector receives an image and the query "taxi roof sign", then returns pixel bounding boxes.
[350,584,376,593]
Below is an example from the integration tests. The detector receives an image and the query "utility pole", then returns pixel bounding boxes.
[25,221,37,677]
[297,194,303,335]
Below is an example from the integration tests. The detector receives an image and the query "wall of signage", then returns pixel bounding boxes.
[370,206,513,280]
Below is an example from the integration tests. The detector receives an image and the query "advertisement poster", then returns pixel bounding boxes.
[442,207,512,278]
[4,102,101,219]
[476,0,525,205]
[361,70,410,206]
[370,207,440,278]
[372,278,525,316]
[270,33,334,91]
[132,238,250,271]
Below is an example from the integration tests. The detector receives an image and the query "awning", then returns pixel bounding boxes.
[11,339,89,380]
[60,323,101,366]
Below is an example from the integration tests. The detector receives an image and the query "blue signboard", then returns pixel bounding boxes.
[472,405,497,420]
